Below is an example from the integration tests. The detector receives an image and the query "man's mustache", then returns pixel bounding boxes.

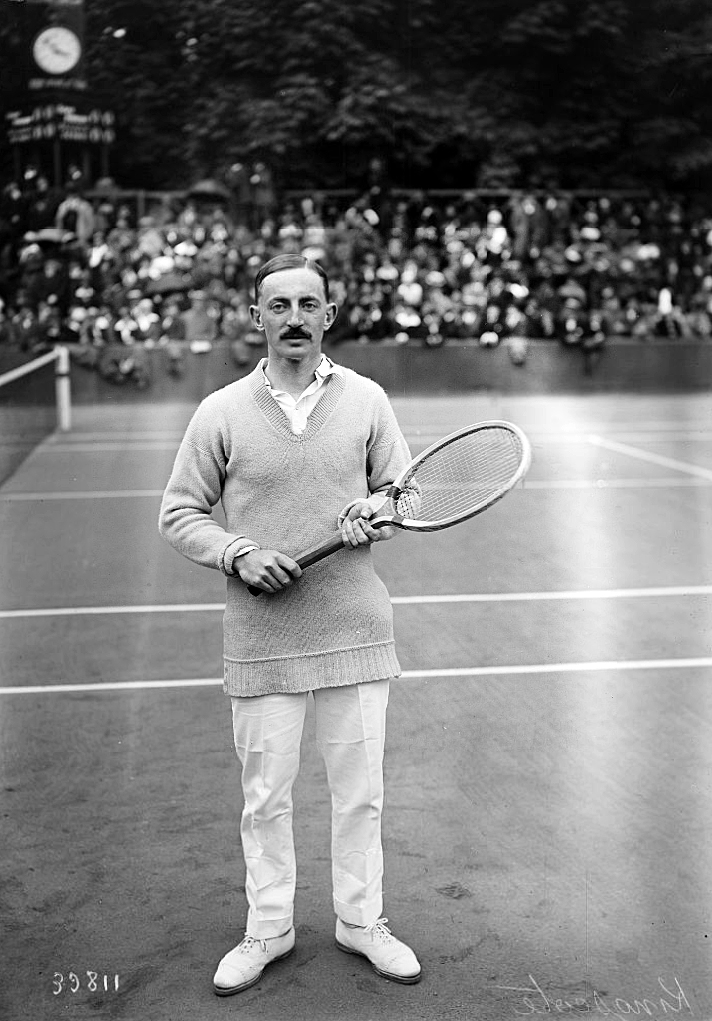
[280,327,312,340]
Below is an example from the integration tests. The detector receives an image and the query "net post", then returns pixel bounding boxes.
[54,346,72,432]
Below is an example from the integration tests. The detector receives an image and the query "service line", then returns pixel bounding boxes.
[2,585,712,619]
[4,476,712,501]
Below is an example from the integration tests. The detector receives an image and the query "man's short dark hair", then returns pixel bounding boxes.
[254,254,330,304]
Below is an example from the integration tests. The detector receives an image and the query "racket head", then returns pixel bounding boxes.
[375,420,531,532]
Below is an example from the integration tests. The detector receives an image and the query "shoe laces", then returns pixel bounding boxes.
[237,934,268,954]
[363,917,394,941]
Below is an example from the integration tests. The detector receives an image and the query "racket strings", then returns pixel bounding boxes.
[395,428,525,524]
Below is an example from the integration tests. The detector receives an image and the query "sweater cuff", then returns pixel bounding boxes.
[221,537,259,575]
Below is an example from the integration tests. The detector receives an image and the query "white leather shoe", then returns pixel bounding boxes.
[213,928,295,995]
[336,917,421,983]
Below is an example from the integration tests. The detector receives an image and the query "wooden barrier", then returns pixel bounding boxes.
[49,337,712,403]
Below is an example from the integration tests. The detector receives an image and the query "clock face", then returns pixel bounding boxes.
[32,26,82,75]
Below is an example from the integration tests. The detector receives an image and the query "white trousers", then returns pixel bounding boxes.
[231,679,390,939]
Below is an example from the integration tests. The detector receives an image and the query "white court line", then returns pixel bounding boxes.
[528,431,712,444]
[394,585,712,604]
[25,435,457,455]
[43,432,456,453]
[589,435,712,481]
[49,422,712,441]
[0,489,166,501]
[583,431,712,443]
[36,429,712,455]
[0,603,226,619]
[47,431,186,441]
[41,441,179,453]
[35,436,496,453]
[523,477,712,490]
[4,477,712,501]
[0,679,224,693]
[3,657,712,693]
[3,585,712,619]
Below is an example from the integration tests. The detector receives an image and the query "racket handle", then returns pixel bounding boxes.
[296,530,346,569]
[248,523,390,595]
[247,533,345,595]
[297,517,394,569]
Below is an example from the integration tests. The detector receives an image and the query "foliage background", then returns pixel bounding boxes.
[1,0,712,192]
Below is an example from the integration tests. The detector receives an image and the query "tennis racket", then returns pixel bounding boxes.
[248,420,531,594]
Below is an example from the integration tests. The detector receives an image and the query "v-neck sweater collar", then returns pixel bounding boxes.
[247,362,346,442]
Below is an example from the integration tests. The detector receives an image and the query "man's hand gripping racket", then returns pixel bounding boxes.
[247,421,531,595]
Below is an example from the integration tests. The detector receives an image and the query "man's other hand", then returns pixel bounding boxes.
[235,550,302,594]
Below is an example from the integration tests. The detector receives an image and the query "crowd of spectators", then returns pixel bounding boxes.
[1,163,712,383]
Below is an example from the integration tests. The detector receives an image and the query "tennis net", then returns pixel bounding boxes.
[0,346,71,486]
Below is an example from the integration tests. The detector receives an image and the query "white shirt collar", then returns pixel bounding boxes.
[261,354,340,399]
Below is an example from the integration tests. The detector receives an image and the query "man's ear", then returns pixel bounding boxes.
[323,302,338,330]
[249,305,264,330]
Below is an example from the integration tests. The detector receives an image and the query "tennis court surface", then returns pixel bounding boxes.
[1,390,711,1021]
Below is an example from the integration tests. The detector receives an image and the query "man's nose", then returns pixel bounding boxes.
[287,303,303,326]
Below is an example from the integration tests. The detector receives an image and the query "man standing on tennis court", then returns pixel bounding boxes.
[159,253,422,994]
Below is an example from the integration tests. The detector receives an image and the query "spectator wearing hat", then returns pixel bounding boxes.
[55,186,95,246]
[509,193,547,262]
[133,298,162,346]
[0,297,18,347]
[182,290,218,353]
[25,175,58,233]
[220,302,254,368]
[11,297,42,353]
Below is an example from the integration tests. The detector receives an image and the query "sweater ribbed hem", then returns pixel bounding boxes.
[223,642,401,697]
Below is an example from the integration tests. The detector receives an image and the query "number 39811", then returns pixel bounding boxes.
[52,972,120,995]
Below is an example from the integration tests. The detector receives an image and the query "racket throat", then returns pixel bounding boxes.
[373,485,405,528]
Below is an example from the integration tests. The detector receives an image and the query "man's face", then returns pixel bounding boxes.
[250,267,337,363]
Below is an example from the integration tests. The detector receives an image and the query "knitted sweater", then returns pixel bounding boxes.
[158,363,412,697]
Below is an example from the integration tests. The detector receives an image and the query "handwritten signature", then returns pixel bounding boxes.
[497,974,693,1019]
